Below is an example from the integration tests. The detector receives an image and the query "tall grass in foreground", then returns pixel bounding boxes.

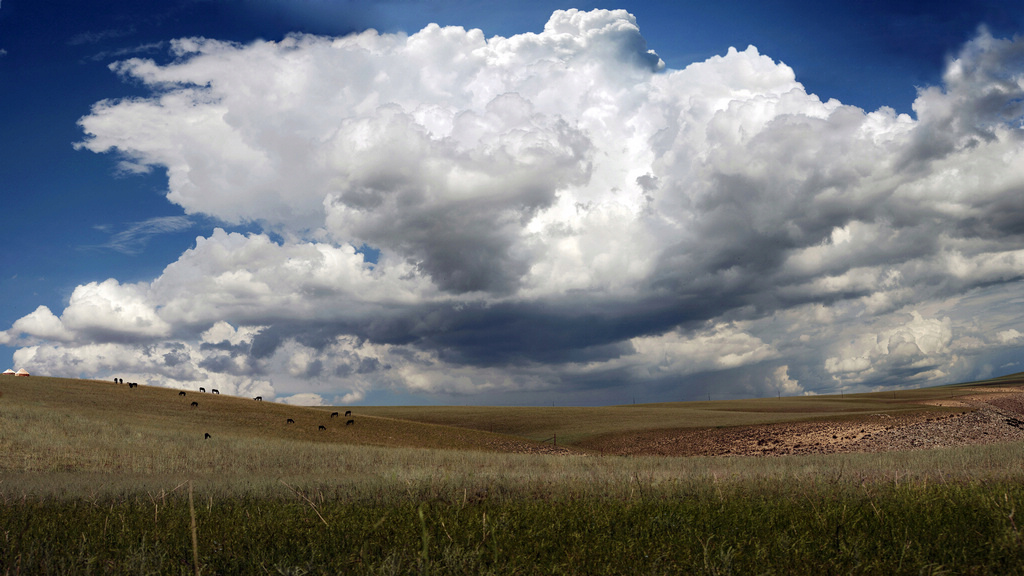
[7,379,1024,573]
[4,481,1024,575]
[4,428,1024,501]
[5,437,1024,575]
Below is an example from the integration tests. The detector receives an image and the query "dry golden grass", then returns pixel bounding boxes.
[355,382,990,445]
[0,375,535,455]
[1,374,1002,457]
[3,374,1024,500]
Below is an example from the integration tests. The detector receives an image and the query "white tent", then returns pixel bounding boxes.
[15,368,29,376]
[2,369,14,375]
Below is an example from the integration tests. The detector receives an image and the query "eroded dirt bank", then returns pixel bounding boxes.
[581,387,1024,457]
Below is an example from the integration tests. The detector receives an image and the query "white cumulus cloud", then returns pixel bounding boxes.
[7,10,1024,402]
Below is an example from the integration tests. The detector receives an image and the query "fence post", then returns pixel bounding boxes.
[189,480,200,576]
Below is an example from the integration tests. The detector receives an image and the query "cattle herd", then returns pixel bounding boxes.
[118,377,355,439]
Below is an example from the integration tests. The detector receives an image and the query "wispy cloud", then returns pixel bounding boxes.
[68,27,136,46]
[85,216,192,255]
[86,41,166,63]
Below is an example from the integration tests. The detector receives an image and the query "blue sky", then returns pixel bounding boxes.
[2,0,1024,406]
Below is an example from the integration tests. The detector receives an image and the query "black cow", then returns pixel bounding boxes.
[132,382,138,388]
[331,412,339,418]
[179,391,186,397]
[318,425,326,431]
[200,387,206,393]
[346,419,354,426]
[191,401,198,408]
[255,396,263,401]
[345,410,352,417]
[286,418,295,424]
[127,382,133,389]
[204,433,211,439]
[212,389,219,394]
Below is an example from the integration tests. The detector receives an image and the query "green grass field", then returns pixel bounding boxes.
[3,374,1024,574]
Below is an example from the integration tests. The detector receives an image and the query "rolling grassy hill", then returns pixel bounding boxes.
[2,372,1013,456]
[354,379,1000,445]
[0,374,535,456]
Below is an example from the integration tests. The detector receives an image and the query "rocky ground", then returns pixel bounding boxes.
[576,387,1024,457]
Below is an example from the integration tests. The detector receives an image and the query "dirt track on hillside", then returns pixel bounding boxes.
[573,387,1024,457]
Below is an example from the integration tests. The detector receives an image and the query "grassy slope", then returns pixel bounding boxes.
[0,375,533,456]
[5,373,1024,502]
[355,381,1003,445]
[2,372,1018,456]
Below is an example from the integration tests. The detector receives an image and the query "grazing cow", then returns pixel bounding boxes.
[204,433,211,439]
[212,389,219,394]
[286,418,295,424]
[318,425,326,431]
[131,382,138,388]
[200,387,206,393]
[191,401,198,408]
[345,410,352,417]
[346,420,354,426]
[255,396,263,401]
[179,391,186,397]
[126,382,133,389]
[331,412,339,418]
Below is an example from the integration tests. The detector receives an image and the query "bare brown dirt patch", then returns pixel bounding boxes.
[578,386,1024,457]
